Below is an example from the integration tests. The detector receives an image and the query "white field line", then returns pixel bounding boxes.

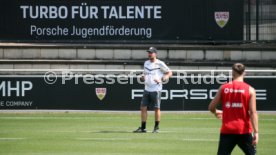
[182,138,218,142]
[76,138,132,141]
[44,130,94,133]
[76,137,218,142]
[0,138,25,140]
[0,116,275,121]
[186,118,276,121]
[47,130,276,135]
[187,118,215,120]
[0,110,275,115]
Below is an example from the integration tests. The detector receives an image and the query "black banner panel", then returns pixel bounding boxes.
[0,77,274,111]
[0,0,243,42]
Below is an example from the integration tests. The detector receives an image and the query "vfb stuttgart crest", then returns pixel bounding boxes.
[215,12,229,28]
[95,88,106,101]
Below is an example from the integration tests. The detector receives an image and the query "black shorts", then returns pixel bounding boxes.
[217,133,256,155]
[141,90,161,109]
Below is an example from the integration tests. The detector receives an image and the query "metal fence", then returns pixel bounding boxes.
[245,0,276,41]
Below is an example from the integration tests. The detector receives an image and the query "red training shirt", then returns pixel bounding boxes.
[220,81,252,134]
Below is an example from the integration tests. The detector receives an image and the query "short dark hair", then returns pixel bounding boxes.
[232,63,245,75]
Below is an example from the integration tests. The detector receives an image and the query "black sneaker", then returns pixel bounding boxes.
[133,127,147,133]
[152,127,159,133]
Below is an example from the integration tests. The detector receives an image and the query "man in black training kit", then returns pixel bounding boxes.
[134,47,172,133]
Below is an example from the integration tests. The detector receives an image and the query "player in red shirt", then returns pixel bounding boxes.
[208,63,259,155]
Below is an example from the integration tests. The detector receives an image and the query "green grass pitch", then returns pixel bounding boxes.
[0,112,275,155]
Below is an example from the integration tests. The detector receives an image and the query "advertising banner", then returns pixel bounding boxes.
[0,74,274,111]
[0,0,243,42]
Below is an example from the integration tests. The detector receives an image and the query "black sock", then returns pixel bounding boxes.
[155,121,160,128]
[141,122,146,130]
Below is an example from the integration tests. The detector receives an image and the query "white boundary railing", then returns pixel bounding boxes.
[0,69,275,78]
[0,69,276,73]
